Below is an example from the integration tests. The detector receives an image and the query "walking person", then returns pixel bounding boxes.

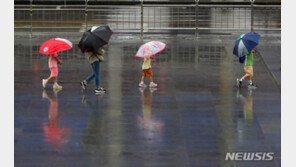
[40,38,72,90]
[42,52,63,90]
[233,31,260,89]
[78,25,113,94]
[237,49,257,89]
[136,41,166,88]
[80,48,106,94]
[139,56,158,88]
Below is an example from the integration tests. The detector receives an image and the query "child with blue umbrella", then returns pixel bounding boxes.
[233,31,260,89]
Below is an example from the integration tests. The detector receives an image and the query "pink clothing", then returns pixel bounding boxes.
[50,67,58,77]
[49,53,58,68]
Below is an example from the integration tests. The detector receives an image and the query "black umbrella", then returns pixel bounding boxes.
[78,25,113,53]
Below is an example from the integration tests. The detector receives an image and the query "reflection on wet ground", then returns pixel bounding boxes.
[41,89,71,147]
[14,34,280,167]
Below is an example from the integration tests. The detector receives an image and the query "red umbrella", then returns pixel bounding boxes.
[39,38,72,55]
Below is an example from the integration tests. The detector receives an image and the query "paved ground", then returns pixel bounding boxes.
[257,39,281,87]
[14,33,280,167]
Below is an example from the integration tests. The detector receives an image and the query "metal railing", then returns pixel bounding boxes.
[15,38,226,67]
[14,0,281,38]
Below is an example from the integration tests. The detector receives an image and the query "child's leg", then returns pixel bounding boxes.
[139,74,147,87]
[47,74,58,81]
[53,76,62,89]
[148,76,157,87]
[240,66,249,82]
[242,73,250,80]
[53,77,57,84]
[141,75,145,82]
[241,66,253,82]
[47,67,58,83]
[149,76,153,82]
[139,70,148,87]
[247,76,251,81]
[247,76,254,85]
[245,66,254,85]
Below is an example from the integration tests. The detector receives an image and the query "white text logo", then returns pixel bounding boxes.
[225,152,274,161]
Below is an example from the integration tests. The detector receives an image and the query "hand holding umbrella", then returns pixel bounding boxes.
[58,60,63,65]
[151,58,157,66]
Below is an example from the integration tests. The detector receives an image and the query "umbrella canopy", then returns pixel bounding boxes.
[135,41,166,58]
[39,38,72,55]
[233,31,260,57]
[78,25,113,53]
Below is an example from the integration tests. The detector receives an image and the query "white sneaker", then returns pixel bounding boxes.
[42,79,48,88]
[138,82,147,87]
[149,82,158,88]
[53,83,62,90]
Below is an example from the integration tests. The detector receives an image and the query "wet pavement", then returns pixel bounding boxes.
[257,42,281,87]
[14,33,280,167]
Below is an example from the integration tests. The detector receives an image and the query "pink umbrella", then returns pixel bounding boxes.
[135,41,166,58]
[39,38,72,55]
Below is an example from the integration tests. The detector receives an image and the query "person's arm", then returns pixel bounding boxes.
[150,57,156,66]
[96,49,105,62]
[55,57,62,65]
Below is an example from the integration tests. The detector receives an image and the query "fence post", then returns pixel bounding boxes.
[195,38,199,67]
[64,0,66,8]
[141,0,144,39]
[195,0,199,38]
[29,0,33,38]
[250,0,255,31]
[85,0,88,31]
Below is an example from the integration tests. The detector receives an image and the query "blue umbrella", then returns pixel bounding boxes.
[233,31,260,57]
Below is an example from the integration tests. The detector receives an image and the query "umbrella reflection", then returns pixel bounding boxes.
[138,88,164,139]
[41,90,70,146]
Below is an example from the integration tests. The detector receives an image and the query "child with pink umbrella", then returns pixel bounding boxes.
[136,41,166,88]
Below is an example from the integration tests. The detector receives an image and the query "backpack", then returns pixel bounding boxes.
[239,56,245,64]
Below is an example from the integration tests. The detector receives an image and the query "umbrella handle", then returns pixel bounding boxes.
[151,58,156,66]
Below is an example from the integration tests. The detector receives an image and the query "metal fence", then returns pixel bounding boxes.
[14,0,281,37]
[15,38,226,69]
